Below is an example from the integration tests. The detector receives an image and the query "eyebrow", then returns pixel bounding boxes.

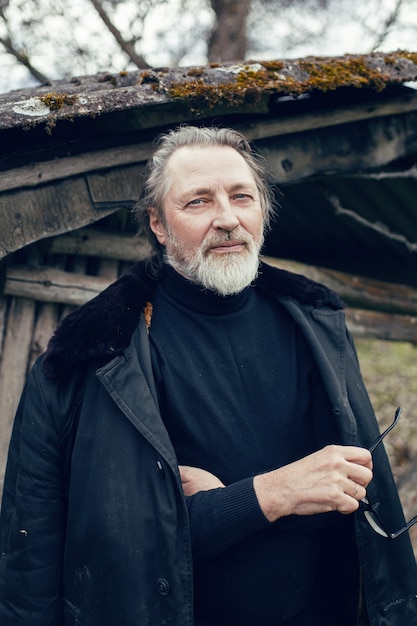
[228,182,257,193]
[185,187,211,198]
[183,182,256,198]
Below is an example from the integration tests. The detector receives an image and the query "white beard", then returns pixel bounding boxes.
[163,227,264,296]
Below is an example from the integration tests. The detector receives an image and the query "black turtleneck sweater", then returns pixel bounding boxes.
[149,267,343,626]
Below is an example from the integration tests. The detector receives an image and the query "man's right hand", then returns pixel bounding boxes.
[253,445,373,522]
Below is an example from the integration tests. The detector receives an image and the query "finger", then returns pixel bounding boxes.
[346,480,366,500]
[340,445,373,467]
[178,465,192,483]
[321,446,373,487]
[347,463,373,489]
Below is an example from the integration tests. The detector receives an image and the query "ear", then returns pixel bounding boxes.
[148,208,167,245]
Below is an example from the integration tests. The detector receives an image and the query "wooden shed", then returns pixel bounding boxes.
[1,51,417,495]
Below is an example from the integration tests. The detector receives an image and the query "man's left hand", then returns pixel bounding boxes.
[179,465,225,496]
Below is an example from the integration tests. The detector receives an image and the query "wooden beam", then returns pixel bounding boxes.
[86,165,144,204]
[264,258,417,315]
[0,144,150,193]
[0,296,6,358]
[4,265,111,307]
[0,178,119,259]
[257,109,417,182]
[346,308,417,343]
[29,302,59,370]
[241,92,417,142]
[49,228,151,261]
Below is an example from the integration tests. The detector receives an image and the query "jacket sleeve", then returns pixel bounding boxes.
[0,361,66,626]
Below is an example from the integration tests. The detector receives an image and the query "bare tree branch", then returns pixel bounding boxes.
[0,3,50,85]
[371,0,404,51]
[88,0,150,69]
[0,35,50,85]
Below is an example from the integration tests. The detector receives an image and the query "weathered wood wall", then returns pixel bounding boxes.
[0,224,147,490]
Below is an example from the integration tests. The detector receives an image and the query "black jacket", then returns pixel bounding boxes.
[1,260,416,625]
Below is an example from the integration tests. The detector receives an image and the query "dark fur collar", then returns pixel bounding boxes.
[43,259,344,380]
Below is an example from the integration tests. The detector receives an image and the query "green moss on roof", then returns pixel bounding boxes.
[39,91,78,110]
[297,57,389,92]
[166,79,262,110]
[390,50,417,65]
[164,52,417,111]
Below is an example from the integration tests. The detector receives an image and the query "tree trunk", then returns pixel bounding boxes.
[208,0,251,62]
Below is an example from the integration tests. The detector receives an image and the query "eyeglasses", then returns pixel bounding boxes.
[361,407,417,539]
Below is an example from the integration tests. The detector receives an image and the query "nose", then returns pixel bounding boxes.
[212,196,239,231]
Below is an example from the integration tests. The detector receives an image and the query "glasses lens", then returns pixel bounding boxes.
[363,409,417,539]
[364,510,389,538]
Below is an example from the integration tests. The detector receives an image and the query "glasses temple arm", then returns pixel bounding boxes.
[369,407,402,454]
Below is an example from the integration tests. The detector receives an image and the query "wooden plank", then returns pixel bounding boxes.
[264,258,417,315]
[29,302,59,370]
[0,295,7,357]
[257,110,417,183]
[0,297,36,491]
[241,93,417,142]
[346,308,417,343]
[321,269,417,315]
[50,228,151,261]
[97,258,119,282]
[0,177,118,259]
[0,145,150,193]
[87,164,144,204]
[59,254,88,320]
[4,266,111,306]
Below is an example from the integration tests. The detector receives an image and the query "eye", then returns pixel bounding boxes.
[187,198,207,207]
[233,193,252,201]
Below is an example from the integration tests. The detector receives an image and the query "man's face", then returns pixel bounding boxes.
[149,145,265,295]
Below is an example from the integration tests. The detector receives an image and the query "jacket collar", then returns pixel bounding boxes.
[43,258,344,380]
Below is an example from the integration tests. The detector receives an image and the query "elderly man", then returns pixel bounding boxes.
[1,126,416,626]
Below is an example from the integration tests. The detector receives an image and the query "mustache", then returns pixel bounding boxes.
[202,228,254,253]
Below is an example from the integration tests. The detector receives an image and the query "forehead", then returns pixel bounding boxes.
[165,145,257,190]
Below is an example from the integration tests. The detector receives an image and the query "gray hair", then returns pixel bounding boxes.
[133,125,276,258]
